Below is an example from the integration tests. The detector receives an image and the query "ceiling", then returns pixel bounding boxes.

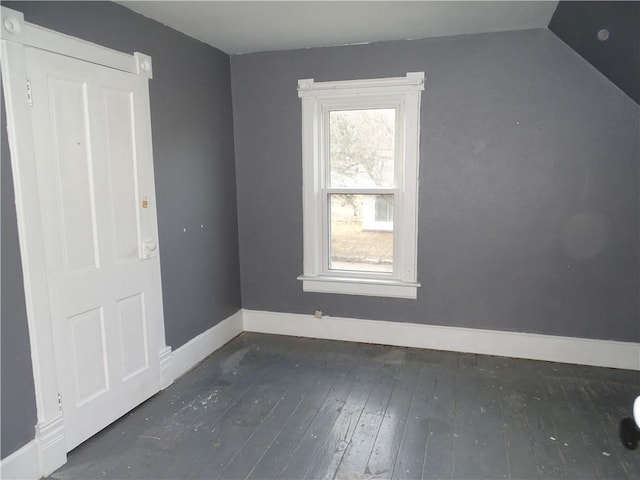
[120,1,559,55]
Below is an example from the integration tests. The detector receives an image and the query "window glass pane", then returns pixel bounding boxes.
[329,109,395,188]
[329,194,393,273]
[375,195,393,222]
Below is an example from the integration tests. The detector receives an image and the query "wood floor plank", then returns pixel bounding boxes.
[247,370,343,480]
[333,362,399,479]
[302,362,382,480]
[55,336,285,480]
[451,358,486,480]
[276,344,380,479]
[47,333,640,480]
[364,357,421,479]
[142,342,299,479]
[223,337,363,479]
[603,381,640,478]
[547,379,599,479]
[475,375,509,479]
[199,356,320,478]
[567,377,634,479]
[247,339,367,480]
[498,389,540,480]
[390,364,437,480]
[421,355,457,480]
[219,372,320,479]
[521,376,569,480]
[275,374,355,478]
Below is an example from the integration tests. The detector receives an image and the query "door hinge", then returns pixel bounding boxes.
[57,392,63,412]
[26,77,33,107]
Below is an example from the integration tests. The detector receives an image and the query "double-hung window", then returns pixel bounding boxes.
[297,72,424,299]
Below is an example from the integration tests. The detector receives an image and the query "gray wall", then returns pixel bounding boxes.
[1,1,241,459]
[231,28,639,342]
[1,81,37,459]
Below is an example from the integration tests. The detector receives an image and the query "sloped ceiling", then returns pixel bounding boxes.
[549,1,639,104]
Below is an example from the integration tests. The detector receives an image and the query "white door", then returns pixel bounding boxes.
[24,46,165,451]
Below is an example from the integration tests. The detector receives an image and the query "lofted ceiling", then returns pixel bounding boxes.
[120,1,559,55]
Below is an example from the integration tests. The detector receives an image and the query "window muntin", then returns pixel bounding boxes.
[297,73,424,299]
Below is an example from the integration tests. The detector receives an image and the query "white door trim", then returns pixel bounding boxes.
[1,7,170,476]
[1,8,152,78]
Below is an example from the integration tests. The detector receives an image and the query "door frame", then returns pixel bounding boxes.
[1,7,173,476]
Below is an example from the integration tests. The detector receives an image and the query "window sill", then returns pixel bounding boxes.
[297,275,419,299]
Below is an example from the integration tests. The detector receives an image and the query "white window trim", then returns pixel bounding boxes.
[297,72,424,299]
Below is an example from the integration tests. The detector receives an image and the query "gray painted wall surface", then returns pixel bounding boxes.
[1,83,38,459]
[1,1,241,458]
[231,29,639,342]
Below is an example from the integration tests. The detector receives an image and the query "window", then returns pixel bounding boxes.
[297,72,424,299]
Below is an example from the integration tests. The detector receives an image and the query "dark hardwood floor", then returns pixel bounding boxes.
[49,332,639,479]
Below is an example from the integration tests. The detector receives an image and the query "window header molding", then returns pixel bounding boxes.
[297,72,425,98]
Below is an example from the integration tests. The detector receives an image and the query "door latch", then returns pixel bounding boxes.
[142,240,157,259]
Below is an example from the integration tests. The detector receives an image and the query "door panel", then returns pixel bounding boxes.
[68,307,109,405]
[103,88,141,263]
[25,46,164,451]
[117,292,149,381]
[48,76,99,274]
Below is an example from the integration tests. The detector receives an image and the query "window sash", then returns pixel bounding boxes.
[320,101,406,189]
[320,102,403,279]
[323,191,398,278]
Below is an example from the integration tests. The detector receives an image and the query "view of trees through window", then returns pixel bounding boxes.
[328,108,395,272]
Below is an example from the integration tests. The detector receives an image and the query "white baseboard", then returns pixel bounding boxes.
[242,309,640,371]
[168,310,244,381]
[0,415,68,480]
[35,414,66,477]
[0,440,40,480]
[159,346,173,390]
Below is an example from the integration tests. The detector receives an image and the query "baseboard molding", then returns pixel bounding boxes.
[169,310,244,381]
[159,346,173,390]
[0,440,40,480]
[35,414,66,477]
[242,309,640,371]
[0,415,69,480]
[0,415,66,480]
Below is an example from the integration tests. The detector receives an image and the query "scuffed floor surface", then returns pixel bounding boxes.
[49,332,639,479]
